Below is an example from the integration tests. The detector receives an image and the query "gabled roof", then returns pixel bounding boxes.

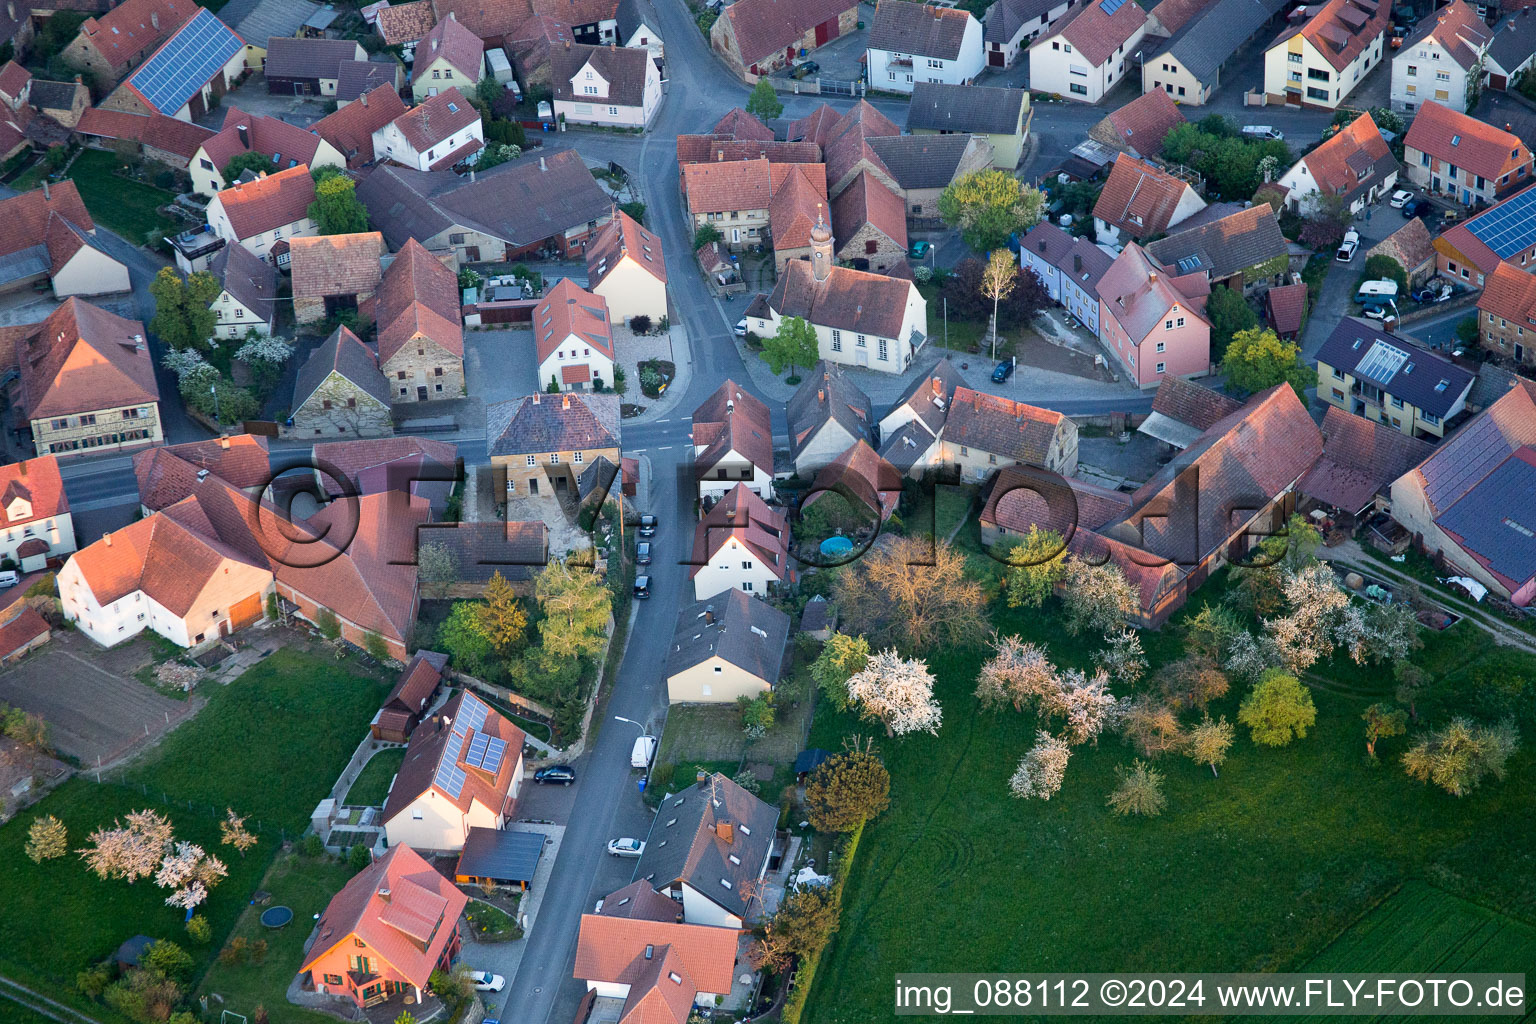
[595,879,683,921]
[311,84,409,166]
[944,386,1067,464]
[0,182,100,283]
[387,87,480,153]
[1096,242,1210,342]
[434,0,529,39]
[198,106,324,178]
[209,237,278,320]
[868,0,976,59]
[905,81,1025,136]
[1435,183,1536,274]
[374,0,437,43]
[711,107,774,141]
[1365,215,1437,273]
[675,136,824,165]
[823,100,902,187]
[667,587,790,683]
[1315,317,1474,418]
[586,209,666,288]
[1145,375,1242,445]
[1094,154,1203,238]
[288,231,384,300]
[132,434,271,511]
[214,164,316,240]
[1434,446,1536,595]
[336,59,400,102]
[487,391,621,457]
[1479,258,1536,330]
[719,0,859,65]
[74,108,215,162]
[1298,405,1434,513]
[0,60,29,101]
[882,356,962,437]
[1401,0,1488,68]
[293,324,390,411]
[535,278,614,363]
[1093,88,1187,157]
[1296,113,1397,206]
[30,78,85,112]
[831,169,905,251]
[688,483,789,579]
[120,9,243,116]
[618,945,696,1024]
[381,649,448,719]
[980,463,1132,535]
[217,0,324,44]
[1145,204,1287,280]
[787,361,874,461]
[75,0,198,73]
[770,164,830,250]
[767,259,918,341]
[1404,100,1529,182]
[1038,0,1147,66]
[864,132,974,189]
[312,435,459,495]
[983,0,1059,42]
[1265,282,1309,336]
[264,35,363,80]
[0,457,67,521]
[1404,375,1536,516]
[383,690,526,823]
[683,157,772,214]
[616,0,657,40]
[301,845,469,989]
[1268,0,1389,71]
[15,298,158,420]
[551,42,652,107]
[576,902,739,995]
[809,438,902,519]
[693,378,774,477]
[787,103,841,146]
[415,11,484,77]
[416,519,548,586]
[376,238,464,364]
[1488,6,1536,73]
[634,771,779,917]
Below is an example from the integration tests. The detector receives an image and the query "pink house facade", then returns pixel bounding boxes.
[1096,242,1211,389]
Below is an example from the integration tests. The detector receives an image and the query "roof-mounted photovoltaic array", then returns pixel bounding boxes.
[1467,188,1536,258]
[127,9,242,116]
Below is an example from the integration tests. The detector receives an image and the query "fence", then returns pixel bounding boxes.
[84,771,300,846]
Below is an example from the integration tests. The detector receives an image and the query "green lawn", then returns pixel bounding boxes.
[195,852,358,1024]
[343,748,405,807]
[802,586,1536,1024]
[0,649,389,1019]
[51,149,179,244]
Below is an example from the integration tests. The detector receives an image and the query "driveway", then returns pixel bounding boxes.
[1299,197,1406,362]
[769,3,873,84]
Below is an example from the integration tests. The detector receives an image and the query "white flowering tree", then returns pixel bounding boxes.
[975,635,1058,712]
[234,333,293,366]
[1008,731,1071,800]
[155,841,228,910]
[1095,628,1147,687]
[1051,668,1120,746]
[1224,630,1280,685]
[76,808,175,883]
[1263,562,1350,673]
[160,348,210,379]
[846,649,942,737]
[1334,601,1422,666]
[1061,558,1136,636]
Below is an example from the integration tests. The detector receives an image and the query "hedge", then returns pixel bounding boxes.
[782,820,865,1024]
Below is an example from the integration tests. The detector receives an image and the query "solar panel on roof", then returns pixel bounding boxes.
[481,737,507,775]
[1467,188,1536,258]
[127,10,243,116]
[464,731,490,768]
[436,726,469,796]
[1100,0,1128,13]
[458,692,489,732]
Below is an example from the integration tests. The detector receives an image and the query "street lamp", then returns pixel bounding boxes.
[614,715,649,737]
[210,383,220,424]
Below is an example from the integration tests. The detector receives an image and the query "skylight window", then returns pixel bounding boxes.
[721,879,733,889]
[1451,135,1460,146]
[447,102,459,113]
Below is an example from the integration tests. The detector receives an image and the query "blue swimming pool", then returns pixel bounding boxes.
[820,536,854,556]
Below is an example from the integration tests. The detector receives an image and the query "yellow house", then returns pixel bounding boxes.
[410,12,484,102]
[666,589,790,704]
[486,392,621,500]
[1314,317,1474,440]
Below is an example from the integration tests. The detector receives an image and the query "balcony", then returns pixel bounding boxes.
[169,226,225,271]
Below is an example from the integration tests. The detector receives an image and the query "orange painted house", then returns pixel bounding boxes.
[301,844,468,1008]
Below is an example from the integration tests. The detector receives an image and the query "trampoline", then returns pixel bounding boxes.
[259,906,293,929]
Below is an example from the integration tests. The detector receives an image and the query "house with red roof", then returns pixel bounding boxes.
[0,182,130,299]
[132,434,271,514]
[381,690,526,851]
[939,386,1078,479]
[1089,88,1187,159]
[1403,100,1533,207]
[372,87,484,172]
[1434,183,1536,287]
[206,164,319,265]
[807,439,902,520]
[188,107,346,198]
[1092,153,1207,246]
[1095,242,1212,389]
[832,170,907,273]
[410,11,484,101]
[979,463,1131,547]
[551,42,662,129]
[1275,112,1399,216]
[690,483,789,601]
[709,0,860,80]
[11,298,161,458]
[301,844,468,1009]
[289,232,385,326]
[535,278,616,392]
[692,379,775,503]
[1478,261,1536,367]
[74,108,215,169]
[371,650,448,742]
[0,457,74,572]
[586,210,667,322]
[310,84,410,168]
[1262,0,1389,110]
[59,0,197,86]
[764,164,828,271]
[375,239,466,403]
[1027,0,1148,103]
[97,8,245,123]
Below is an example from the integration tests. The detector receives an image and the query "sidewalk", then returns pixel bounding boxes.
[622,323,692,424]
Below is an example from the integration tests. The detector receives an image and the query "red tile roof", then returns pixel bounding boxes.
[809,439,902,519]
[1404,100,1531,183]
[1101,89,1187,156]
[15,298,158,420]
[1265,282,1309,336]
[1093,154,1202,238]
[0,606,49,659]
[1435,185,1536,277]
[196,107,324,177]
[831,170,907,253]
[301,845,469,990]
[311,85,409,166]
[381,650,446,718]
[1046,0,1147,67]
[675,136,823,165]
[76,0,197,73]
[382,690,526,822]
[434,0,530,39]
[689,483,788,579]
[1301,113,1395,201]
[1096,241,1210,342]
[587,209,667,287]
[132,434,271,512]
[767,258,917,341]
[574,913,739,994]
[389,87,481,152]
[0,60,29,101]
[0,456,68,522]
[1149,376,1242,431]
[711,107,774,141]
[312,436,459,493]
[536,277,614,363]
[980,463,1132,535]
[1478,260,1536,331]
[376,238,464,364]
[214,164,317,240]
[0,181,94,266]
[1366,216,1436,274]
[720,0,859,65]
[1270,0,1390,71]
[693,378,774,477]
[683,157,772,214]
[1299,405,1434,513]
[769,164,828,250]
[289,231,384,301]
[416,11,485,78]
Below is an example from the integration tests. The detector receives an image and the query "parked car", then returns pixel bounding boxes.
[633,574,651,599]
[908,240,932,260]
[991,360,1014,383]
[630,735,656,768]
[1389,189,1414,208]
[1362,302,1398,321]
[1403,197,1433,219]
[0,570,17,589]
[608,837,646,858]
[638,514,657,537]
[733,317,748,337]
[534,764,577,785]
[1412,283,1453,304]
[1336,229,1360,262]
[789,59,819,79]
[469,972,506,993]
[1242,125,1284,140]
[636,541,652,565]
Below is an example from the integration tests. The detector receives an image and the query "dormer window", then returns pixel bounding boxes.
[644,945,654,959]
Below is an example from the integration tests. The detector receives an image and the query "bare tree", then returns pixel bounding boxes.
[834,537,986,652]
[980,249,1017,360]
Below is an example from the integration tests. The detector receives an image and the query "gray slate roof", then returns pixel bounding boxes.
[209,241,277,322]
[866,133,974,188]
[1145,205,1287,280]
[884,355,962,437]
[1315,317,1475,419]
[983,0,1058,42]
[1434,448,1536,591]
[666,588,791,684]
[486,392,620,457]
[293,326,390,411]
[787,361,875,463]
[550,43,651,107]
[263,36,362,80]
[616,0,650,37]
[1489,7,1536,73]
[218,0,321,44]
[906,81,1026,137]
[634,772,779,918]
[28,79,79,111]
[336,59,399,102]
[416,520,548,584]
[1154,0,1289,82]
[869,0,974,59]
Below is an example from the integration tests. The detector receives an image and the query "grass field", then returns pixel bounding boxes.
[17,149,181,244]
[344,748,405,807]
[0,648,389,1019]
[194,852,357,1024]
[801,585,1536,1024]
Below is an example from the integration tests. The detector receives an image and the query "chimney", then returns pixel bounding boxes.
[17,460,25,477]
[1148,271,1157,282]
[220,436,230,449]
[150,10,158,28]
[715,822,734,843]
[376,887,390,902]
[1073,253,1083,272]
[562,393,571,409]
[533,392,541,404]
[73,75,81,85]
[41,180,49,200]
[103,531,112,547]
[196,469,210,482]
[704,606,715,625]
[361,91,368,108]
[696,768,707,784]
[817,388,825,402]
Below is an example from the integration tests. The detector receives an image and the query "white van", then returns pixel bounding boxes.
[1242,125,1284,140]
[630,735,656,769]
[1356,279,1399,302]
[0,570,17,589]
